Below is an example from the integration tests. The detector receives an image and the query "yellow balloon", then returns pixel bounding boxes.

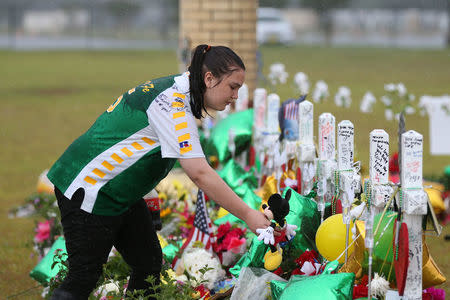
[157,233,168,249]
[36,170,54,194]
[217,207,229,219]
[425,188,445,214]
[315,214,354,264]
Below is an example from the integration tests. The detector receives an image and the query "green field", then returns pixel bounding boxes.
[1,46,449,298]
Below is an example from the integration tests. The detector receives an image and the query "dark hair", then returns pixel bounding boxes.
[188,44,245,119]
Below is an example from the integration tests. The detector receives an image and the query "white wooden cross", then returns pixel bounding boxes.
[257,91,280,186]
[253,88,267,137]
[401,130,427,300]
[252,88,267,183]
[366,129,392,298]
[266,93,280,135]
[337,120,360,263]
[317,113,337,221]
[297,100,316,195]
[369,129,393,215]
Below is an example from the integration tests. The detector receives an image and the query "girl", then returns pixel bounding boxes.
[47,44,270,299]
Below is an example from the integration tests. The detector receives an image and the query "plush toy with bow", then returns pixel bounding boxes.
[256,189,298,270]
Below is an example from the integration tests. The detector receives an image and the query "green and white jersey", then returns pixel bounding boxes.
[47,72,204,216]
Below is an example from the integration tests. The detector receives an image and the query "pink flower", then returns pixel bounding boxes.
[423,287,445,300]
[214,223,247,253]
[35,220,51,243]
[228,237,246,253]
[180,226,190,239]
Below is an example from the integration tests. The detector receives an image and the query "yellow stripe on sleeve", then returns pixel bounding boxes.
[84,176,97,185]
[172,102,184,108]
[178,133,191,143]
[173,92,186,99]
[92,168,106,178]
[102,161,115,171]
[131,142,144,150]
[141,137,155,145]
[172,111,186,119]
[180,145,193,154]
[111,153,124,164]
[175,122,188,131]
[121,147,133,157]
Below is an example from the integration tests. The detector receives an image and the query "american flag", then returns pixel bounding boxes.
[171,189,216,269]
[284,101,298,120]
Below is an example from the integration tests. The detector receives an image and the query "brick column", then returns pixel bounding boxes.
[179,0,258,102]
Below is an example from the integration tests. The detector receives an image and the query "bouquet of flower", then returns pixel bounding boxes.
[213,222,247,266]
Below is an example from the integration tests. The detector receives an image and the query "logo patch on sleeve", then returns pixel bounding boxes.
[179,140,192,154]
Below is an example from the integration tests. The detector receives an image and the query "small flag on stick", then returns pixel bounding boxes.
[171,189,215,269]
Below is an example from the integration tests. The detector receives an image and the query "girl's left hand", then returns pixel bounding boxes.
[244,208,271,234]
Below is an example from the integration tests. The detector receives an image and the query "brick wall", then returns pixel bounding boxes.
[179,0,258,102]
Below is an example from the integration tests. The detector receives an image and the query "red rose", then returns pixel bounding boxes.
[359,274,369,287]
[291,268,302,276]
[217,222,232,240]
[273,267,283,276]
[294,250,319,267]
[353,285,368,299]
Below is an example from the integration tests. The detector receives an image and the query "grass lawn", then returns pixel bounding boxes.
[1,45,449,298]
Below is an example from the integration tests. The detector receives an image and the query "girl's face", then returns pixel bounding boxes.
[203,68,245,111]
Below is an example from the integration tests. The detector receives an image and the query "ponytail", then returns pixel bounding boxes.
[188,44,245,119]
[188,44,210,119]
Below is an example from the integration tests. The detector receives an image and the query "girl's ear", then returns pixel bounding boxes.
[285,189,292,202]
[204,71,214,88]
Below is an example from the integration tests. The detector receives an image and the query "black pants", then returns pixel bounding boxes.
[51,188,162,300]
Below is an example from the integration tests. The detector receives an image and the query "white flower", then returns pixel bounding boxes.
[95,280,120,297]
[294,72,310,95]
[404,106,416,115]
[334,86,352,108]
[268,63,288,85]
[408,94,415,102]
[418,95,427,108]
[380,95,392,106]
[418,95,432,115]
[385,109,393,121]
[312,80,329,103]
[384,83,396,92]
[360,91,376,113]
[166,268,188,283]
[300,261,316,275]
[397,83,407,97]
[41,287,50,298]
[371,273,390,298]
[182,248,225,289]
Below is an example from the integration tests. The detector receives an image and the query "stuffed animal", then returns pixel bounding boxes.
[256,189,298,270]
